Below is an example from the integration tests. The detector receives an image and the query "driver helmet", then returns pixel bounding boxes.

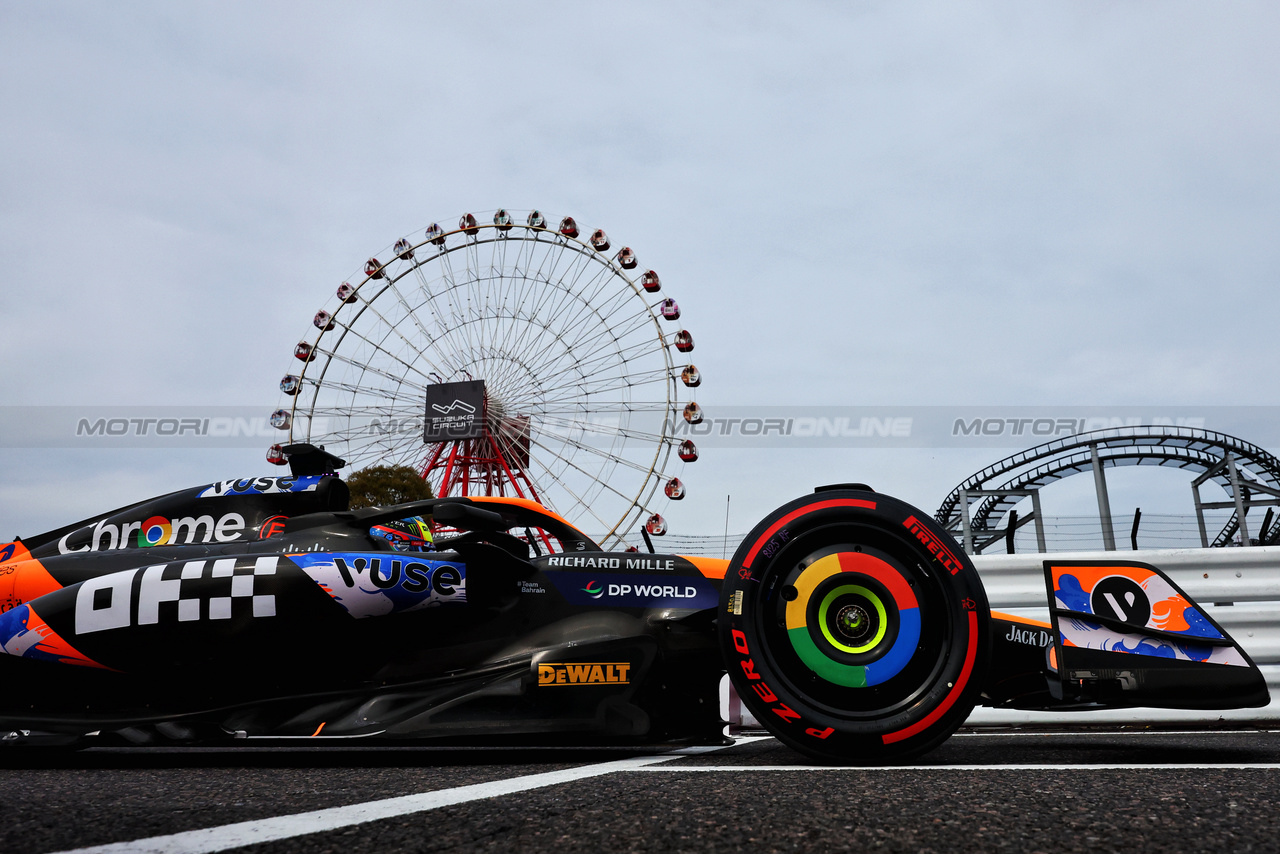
[370,516,435,552]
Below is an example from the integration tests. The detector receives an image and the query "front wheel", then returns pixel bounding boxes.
[719,486,988,764]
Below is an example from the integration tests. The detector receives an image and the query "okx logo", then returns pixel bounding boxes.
[75,557,277,635]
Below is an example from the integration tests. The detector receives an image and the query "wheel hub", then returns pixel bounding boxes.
[835,604,873,642]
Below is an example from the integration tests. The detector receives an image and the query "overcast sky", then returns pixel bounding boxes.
[2,2,1278,542]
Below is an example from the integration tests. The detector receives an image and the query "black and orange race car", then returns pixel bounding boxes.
[0,447,1268,763]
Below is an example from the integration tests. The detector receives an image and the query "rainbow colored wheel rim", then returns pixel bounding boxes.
[785,552,921,687]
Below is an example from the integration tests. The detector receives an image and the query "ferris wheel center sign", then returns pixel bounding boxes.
[425,381,486,442]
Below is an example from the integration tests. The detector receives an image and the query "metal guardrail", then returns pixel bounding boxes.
[728,546,1280,729]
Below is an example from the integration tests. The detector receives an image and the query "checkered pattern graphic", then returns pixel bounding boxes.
[208,556,277,620]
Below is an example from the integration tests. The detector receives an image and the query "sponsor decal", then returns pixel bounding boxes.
[0,544,14,564]
[138,516,172,547]
[550,572,717,608]
[537,662,631,686]
[604,582,701,599]
[902,515,964,575]
[545,555,678,571]
[617,555,677,571]
[1005,624,1052,647]
[258,515,289,539]
[519,580,546,595]
[1090,576,1151,626]
[276,542,327,552]
[74,557,277,635]
[57,512,247,554]
[0,552,59,616]
[730,628,804,726]
[290,553,466,618]
[197,476,323,499]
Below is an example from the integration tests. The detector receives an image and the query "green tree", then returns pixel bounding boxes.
[344,465,434,509]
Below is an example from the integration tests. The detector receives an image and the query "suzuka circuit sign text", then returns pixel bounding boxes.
[424,381,486,442]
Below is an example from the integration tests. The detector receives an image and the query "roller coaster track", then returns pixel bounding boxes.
[1211,502,1280,547]
[935,426,1280,548]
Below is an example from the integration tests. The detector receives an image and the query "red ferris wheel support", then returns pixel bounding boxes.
[421,415,540,503]
[419,390,555,550]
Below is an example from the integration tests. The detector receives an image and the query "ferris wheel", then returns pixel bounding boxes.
[268,209,702,548]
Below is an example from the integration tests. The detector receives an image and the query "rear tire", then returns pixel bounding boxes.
[719,486,988,764]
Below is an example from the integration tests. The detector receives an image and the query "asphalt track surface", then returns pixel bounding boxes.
[5,730,1280,853]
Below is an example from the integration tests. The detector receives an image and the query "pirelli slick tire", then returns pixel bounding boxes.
[719,486,989,764]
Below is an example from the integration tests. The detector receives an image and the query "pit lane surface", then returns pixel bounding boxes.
[6,731,1280,853]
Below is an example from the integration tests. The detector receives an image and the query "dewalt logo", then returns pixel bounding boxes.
[537,662,631,686]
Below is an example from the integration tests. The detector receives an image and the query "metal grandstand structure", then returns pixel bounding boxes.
[935,426,1280,554]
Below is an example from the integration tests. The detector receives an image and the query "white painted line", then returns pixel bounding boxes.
[56,743,748,854]
[637,763,1280,771]
[954,729,1280,738]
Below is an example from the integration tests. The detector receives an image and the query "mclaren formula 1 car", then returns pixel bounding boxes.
[0,448,1268,763]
